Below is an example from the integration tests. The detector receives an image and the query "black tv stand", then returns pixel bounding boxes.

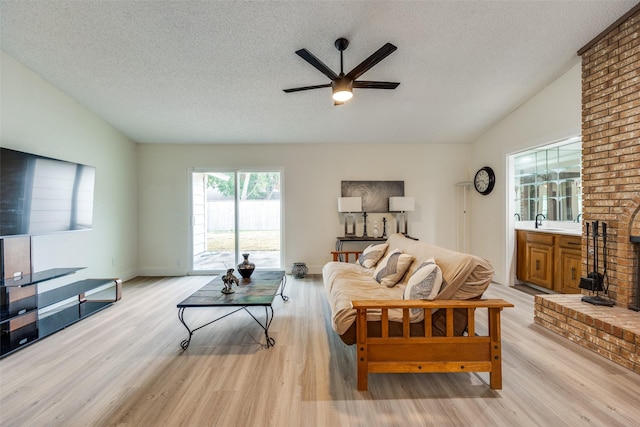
[1,236,121,358]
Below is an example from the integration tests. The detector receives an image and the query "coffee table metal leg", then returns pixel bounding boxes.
[178,307,193,350]
[277,275,289,302]
[264,305,275,347]
[178,306,245,350]
[243,305,276,348]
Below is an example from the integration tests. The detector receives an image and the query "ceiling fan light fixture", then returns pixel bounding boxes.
[332,89,353,102]
[284,39,398,105]
[332,78,353,102]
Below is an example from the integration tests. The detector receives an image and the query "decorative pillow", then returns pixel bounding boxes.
[403,259,444,316]
[358,243,389,269]
[373,248,413,287]
[404,259,443,300]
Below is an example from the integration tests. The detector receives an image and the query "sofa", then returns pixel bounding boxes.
[322,233,513,391]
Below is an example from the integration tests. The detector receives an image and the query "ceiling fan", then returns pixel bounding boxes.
[283,38,399,105]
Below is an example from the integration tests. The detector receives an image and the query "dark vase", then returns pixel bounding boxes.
[237,253,255,279]
[291,262,308,279]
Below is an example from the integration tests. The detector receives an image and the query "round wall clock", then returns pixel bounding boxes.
[474,166,495,195]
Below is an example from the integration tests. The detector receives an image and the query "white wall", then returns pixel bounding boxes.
[1,52,139,284]
[137,143,471,275]
[469,62,582,285]
[2,49,580,284]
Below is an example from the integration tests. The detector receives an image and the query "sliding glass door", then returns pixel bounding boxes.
[191,170,282,273]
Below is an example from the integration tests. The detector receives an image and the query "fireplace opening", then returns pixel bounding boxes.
[631,236,640,312]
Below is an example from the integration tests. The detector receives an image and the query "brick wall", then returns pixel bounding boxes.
[581,8,640,308]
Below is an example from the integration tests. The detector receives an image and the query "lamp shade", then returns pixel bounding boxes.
[389,196,415,212]
[338,197,362,213]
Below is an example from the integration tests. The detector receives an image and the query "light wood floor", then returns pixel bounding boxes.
[1,275,639,426]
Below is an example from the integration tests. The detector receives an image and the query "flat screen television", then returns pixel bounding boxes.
[0,148,96,237]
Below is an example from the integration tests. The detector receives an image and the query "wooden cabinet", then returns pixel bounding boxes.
[518,231,555,290]
[516,230,582,293]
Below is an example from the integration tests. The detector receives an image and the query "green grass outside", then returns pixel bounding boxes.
[207,230,280,252]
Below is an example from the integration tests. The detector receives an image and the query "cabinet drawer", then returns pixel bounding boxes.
[1,285,37,321]
[526,232,555,245]
[1,310,38,355]
[558,235,581,249]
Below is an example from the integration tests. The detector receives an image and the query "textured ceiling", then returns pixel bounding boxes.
[1,1,636,145]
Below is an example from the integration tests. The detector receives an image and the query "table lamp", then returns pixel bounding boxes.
[389,196,415,235]
[338,197,362,237]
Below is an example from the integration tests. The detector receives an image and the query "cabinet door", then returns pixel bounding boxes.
[558,248,582,294]
[516,230,528,281]
[527,243,554,289]
[1,236,31,279]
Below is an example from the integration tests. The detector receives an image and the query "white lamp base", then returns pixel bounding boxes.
[344,213,356,236]
[396,212,408,235]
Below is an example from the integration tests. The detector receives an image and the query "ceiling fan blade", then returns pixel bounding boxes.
[295,49,339,81]
[283,83,331,93]
[353,81,400,89]
[345,43,397,81]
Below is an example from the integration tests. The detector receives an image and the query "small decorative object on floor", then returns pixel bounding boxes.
[237,253,255,278]
[221,268,239,294]
[291,262,308,279]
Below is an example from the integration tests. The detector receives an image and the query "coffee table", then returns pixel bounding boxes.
[177,270,287,349]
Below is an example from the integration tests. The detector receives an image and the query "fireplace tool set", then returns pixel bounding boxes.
[579,220,615,306]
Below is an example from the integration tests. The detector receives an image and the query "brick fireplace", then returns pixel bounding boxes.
[534,5,640,374]
[580,6,640,309]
